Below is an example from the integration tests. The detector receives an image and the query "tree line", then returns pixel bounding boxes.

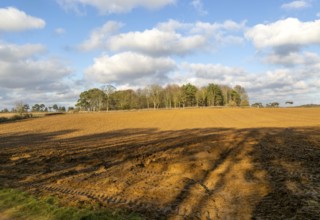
[0,102,72,114]
[76,83,250,111]
[251,101,294,108]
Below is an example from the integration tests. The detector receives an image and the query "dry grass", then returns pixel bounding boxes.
[0,108,320,219]
[0,113,18,118]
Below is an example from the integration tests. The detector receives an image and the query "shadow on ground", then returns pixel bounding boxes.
[0,126,319,219]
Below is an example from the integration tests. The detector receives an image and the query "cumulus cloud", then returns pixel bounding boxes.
[0,7,45,32]
[0,43,46,62]
[242,43,320,102]
[79,21,123,51]
[57,0,176,14]
[0,42,77,108]
[156,19,191,32]
[253,69,295,90]
[0,43,71,90]
[85,52,176,85]
[246,18,320,68]
[79,19,245,55]
[265,51,320,66]
[246,18,320,50]
[0,59,71,90]
[172,63,253,89]
[182,63,245,81]
[248,67,317,103]
[0,86,80,109]
[281,0,310,10]
[191,0,208,15]
[185,20,246,45]
[108,29,206,56]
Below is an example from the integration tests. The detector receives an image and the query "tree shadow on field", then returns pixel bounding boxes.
[0,126,319,219]
[251,127,320,219]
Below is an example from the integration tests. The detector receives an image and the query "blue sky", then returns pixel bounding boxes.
[0,0,319,108]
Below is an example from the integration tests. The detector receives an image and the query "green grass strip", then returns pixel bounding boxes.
[0,188,144,220]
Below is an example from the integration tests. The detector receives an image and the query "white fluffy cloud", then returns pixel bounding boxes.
[245,19,320,102]
[281,1,310,10]
[0,43,46,61]
[79,21,123,51]
[265,51,320,66]
[0,43,71,90]
[253,69,295,90]
[246,18,320,49]
[246,18,320,68]
[57,0,176,14]
[80,19,245,55]
[191,20,246,32]
[0,7,45,32]
[85,52,176,85]
[108,29,206,56]
[172,63,253,90]
[248,67,317,103]
[0,42,77,108]
[0,59,71,89]
[182,63,246,83]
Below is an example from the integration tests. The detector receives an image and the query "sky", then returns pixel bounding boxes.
[0,0,319,108]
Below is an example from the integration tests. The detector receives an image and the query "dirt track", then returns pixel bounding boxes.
[0,108,320,219]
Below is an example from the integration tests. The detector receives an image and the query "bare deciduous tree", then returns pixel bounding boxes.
[102,85,116,111]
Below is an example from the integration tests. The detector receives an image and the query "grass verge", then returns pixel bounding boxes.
[0,188,144,220]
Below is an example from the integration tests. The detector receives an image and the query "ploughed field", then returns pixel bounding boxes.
[1,108,320,219]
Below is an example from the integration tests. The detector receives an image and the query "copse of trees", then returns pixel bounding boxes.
[31,103,67,112]
[76,83,250,111]
[251,103,263,108]
[285,101,293,105]
[252,102,280,108]
[32,104,47,112]
[266,102,280,108]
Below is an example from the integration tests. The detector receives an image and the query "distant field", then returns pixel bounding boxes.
[1,108,320,219]
[0,113,17,118]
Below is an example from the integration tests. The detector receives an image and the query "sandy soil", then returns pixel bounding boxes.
[0,108,319,219]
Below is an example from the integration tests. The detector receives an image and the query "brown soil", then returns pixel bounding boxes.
[0,108,320,219]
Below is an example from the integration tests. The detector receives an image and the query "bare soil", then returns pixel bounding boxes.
[0,108,319,219]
